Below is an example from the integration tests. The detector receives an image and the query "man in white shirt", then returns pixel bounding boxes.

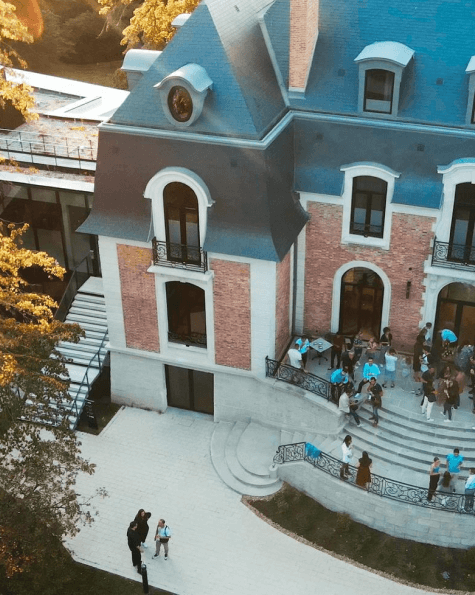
[463,469,475,512]
[339,389,361,426]
[287,341,304,369]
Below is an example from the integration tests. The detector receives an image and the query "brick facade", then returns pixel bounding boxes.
[117,244,160,352]
[289,0,319,89]
[211,259,251,370]
[304,202,436,351]
[275,251,292,358]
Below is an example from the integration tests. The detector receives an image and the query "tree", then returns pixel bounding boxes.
[98,0,200,50]
[0,223,104,586]
[0,1,39,121]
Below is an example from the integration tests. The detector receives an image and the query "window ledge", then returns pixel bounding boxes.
[341,233,389,250]
[148,264,214,283]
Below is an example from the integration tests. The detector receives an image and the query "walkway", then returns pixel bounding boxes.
[65,407,428,595]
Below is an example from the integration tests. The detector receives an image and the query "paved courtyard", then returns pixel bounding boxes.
[65,406,429,595]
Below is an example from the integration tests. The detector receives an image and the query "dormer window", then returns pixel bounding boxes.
[465,56,475,125]
[355,42,414,118]
[155,64,212,127]
[364,69,394,114]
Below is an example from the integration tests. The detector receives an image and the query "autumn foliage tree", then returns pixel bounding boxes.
[0,223,103,586]
[0,1,38,121]
[98,0,200,50]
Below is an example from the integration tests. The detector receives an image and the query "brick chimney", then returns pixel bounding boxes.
[289,0,319,93]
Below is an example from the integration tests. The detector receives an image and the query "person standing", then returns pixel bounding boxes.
[134,509,152,548]
[296,337,310,371]
[340,435,353,480]
[412,335,424,393]
[127,521,143,574]
[287,341,303,370]
[469,354,475,398]
[341,350,357,380]
[356,451,372,490]
[438,471,453,506]
[421,386,436,422]
[362,357,381,382]
[442,380,458,422]
[153,519,172,560]
[368,378,383,427]
[330,366,349,403]
[463,469,475,512]
[382,348,398,388]
[427,457,440,501]
[446,448,464,491]
[329,333,345,370]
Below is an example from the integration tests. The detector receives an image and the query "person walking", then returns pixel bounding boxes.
[382,347,398,388]
[421,386,437,422]
[134,509,152,548]
[463,469,475,512]
[153,519,172,559]
[340,435,353,480]
[427,457,440,501]
[446,448,464,491]
[127,521,143,574]
[355,451,372,490]
[412,335,424,394]
[338,387,361,426]
[368,378,383,427]
[442,380,458,422]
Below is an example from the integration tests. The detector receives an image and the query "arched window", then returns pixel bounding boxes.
[164,182,200,265]
[350,176,388,238]
[166,281,206,347]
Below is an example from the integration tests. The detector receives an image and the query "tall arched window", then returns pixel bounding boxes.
[350,176,388,238]
[164,182,200,265]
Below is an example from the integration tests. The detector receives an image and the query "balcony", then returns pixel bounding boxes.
[431,238,475,272]
[152,238,208,273]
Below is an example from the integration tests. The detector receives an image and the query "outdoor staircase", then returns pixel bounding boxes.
[211,420,327,496]
[24,277,109,431]
[335,397,475,488]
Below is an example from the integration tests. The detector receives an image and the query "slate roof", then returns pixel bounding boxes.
[110,0,286,139]
[287,0,475,127]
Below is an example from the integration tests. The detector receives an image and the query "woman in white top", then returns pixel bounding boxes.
[340,435,353,480]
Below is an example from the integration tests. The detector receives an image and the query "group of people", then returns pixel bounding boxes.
[127,509,172,574]
[427,449,475,511]
[340,435,372,489]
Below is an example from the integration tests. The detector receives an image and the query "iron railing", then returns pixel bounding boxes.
[0,128,96,166]
[274,442,471,514]
[152,238,208,273]
[168,330,207,347]
[54,253,95,322]
[265,357,331,400]
[432,238,475,272]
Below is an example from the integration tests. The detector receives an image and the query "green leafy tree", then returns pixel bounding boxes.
[0,223,104,585]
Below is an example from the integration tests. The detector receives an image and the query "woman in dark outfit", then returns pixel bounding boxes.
[134,509,152,548]
[427,457,440,501]
[356,451,372,490]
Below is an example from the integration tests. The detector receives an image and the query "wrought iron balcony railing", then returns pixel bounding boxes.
[168,331,207,348]
[432,238,475,272]
[265,357,331,401]
[274,442,471,514]
[152,238,208,273]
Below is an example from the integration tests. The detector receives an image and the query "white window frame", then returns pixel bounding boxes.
[465,56,475,126]
[340,162,400,250]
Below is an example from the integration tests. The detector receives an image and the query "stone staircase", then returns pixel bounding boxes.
[25,277,109,430]
[335,397,475,488]
[210,420,328,496]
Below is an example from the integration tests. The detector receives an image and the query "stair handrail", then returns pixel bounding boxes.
[68,329,109,424]
[265,356,331,401]
[55,253,94,322]
[274,442,470,514]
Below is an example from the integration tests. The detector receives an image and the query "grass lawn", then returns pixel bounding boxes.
[246,483,475,593]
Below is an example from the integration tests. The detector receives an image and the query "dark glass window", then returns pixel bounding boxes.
[472,96,475,124]
[448,183,475,264]
[168,86,193,122]
[166,282,206,347]
[364,69,394,114]
[350,176,387,238]
[164,182,200,264]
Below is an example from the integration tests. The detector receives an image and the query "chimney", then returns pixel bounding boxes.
[289,0,319,94]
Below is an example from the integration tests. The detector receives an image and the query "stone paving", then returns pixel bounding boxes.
[65,406,429,595]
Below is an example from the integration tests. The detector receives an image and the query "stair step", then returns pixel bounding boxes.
[69,306,107,319]
[210,423,282,496]
[225,423,281,488]
[236,423,281,477]
[65,315,108,330]
[71,297,106,311]
[57,340,107,355]
[75,292,105,305]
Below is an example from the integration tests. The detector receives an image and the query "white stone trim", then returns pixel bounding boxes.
[144,167,213,249]
[331,260,391,333]
[294,223,307,335]
[340,163,400,250]
[0,171,94,193]
[435,161,475,243]
[421,272,475,332]
[250,260,277,376]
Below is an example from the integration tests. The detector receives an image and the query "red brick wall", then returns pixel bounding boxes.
[290,0,319,89]
[211,259,251,370]
[275,251,291,358]
[117,244,160,352]
[304,203,435,351]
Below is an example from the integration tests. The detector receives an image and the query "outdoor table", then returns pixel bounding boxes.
[309,337,332,364]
